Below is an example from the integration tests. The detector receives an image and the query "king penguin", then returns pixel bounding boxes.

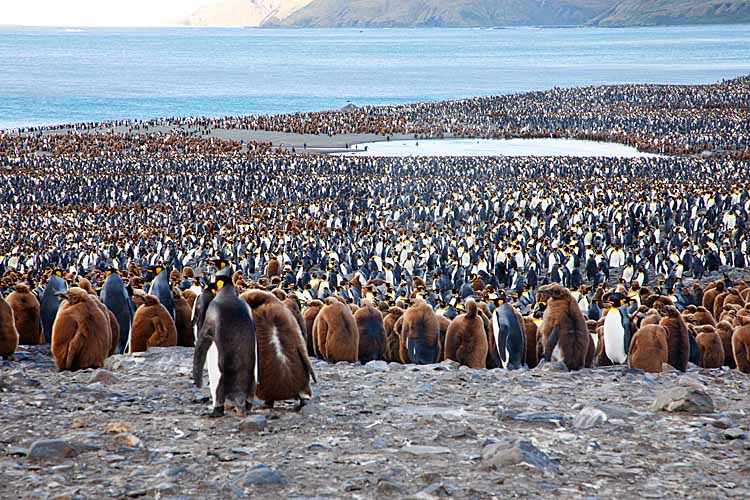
[40,269,67,344]
[490,291,526,370]
[603,292,632,365]
[193,267,257,418]
[100,268,134,355]
[145,264,175,319]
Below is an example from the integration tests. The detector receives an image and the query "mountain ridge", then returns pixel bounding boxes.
[183,0,750,28]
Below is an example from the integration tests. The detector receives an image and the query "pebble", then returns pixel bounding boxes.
[88,369,119,385]
[723,428,747,440]
[238,415,268,432]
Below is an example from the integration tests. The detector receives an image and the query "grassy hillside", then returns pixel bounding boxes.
[267,0,750,27]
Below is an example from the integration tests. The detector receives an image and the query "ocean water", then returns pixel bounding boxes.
[1,25,749,130]
[335,138,660,158]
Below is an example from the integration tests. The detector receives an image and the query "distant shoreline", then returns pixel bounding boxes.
[2,22,750,29]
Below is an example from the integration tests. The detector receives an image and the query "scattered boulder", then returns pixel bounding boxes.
[401,445,452,456]
[239,415,268,432]
[650,387,715,413]
[238,464,283,486]
[27,439,97,459]
[481,438,558,472]
[574,406,609,429]
[365,360,390,373]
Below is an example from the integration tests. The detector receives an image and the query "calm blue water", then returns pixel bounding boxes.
[1,25,749,130]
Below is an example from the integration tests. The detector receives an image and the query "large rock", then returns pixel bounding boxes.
[401,445,452,456]
[481,438,558,472]
[238,464,283,486]
[574,406,609,429]
[27,439,98,459]
[650,387,715,414]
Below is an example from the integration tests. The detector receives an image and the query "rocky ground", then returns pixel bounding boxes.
[1,346,749,500]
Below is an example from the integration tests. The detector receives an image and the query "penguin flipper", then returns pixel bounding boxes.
[543,325,560,362]
[298,345,317,384]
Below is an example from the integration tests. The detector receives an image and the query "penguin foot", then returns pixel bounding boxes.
[295,398,308,413]
[206,406,224,418]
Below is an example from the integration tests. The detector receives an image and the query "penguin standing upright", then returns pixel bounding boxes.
[490,291,526,370]
[40,270,68,344]
[603,292,632,365]
[100,269,133,354]
[146,264,175,319]
[193,271,257,417]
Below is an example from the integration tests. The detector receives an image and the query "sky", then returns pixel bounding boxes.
[0,0,212,27]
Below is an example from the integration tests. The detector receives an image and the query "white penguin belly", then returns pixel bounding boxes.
[603,309,627,364]
[207,342,220,408]
[591,332,599,350]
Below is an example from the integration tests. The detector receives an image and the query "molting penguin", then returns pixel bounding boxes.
[602,292,632,365]
[536,284,591,370]
[313,298,359,363]
[0,293,19,359]
[240,289,316,410]
[354,301,387,363]
[658,305,690,372]
[733,325,750,373]
[173,287,194,347]
[145,264,175,319]
[51,288,111,371]
[695,328,724,368]
[400,298,440,364]
[490,292,526,370]
[383,306,405,363]
[130,295,178,353]
[302,300,325,357]
[194,273,257,417]
[628,325,668,373]
[6,284,42,345]
[444,299,488,369]
[40,269,67,344]
[100,269,133,354]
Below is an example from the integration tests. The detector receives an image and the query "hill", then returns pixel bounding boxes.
[593,0,750,27]
[184,0,750,28]
[184,0,314,27]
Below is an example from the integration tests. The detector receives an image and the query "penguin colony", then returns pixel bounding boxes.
[1,77,750,415]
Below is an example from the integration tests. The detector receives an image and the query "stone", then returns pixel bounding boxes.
[650,387,715,413]
[238,415,268,432]
[88,369,119,385]
[497,410,567,427]
[401,445,452,456]
[238,465,283,486]
[574,406,609,429]
[113,433,143,448]
[376,479,406,496]
[105,422,135,434]
[723,428,747,440]
[481,439,558,472]
[27,439,97,460]
[365,360,389,372]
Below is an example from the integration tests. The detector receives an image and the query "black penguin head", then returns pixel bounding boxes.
[144,264,164,283]
[211,274,232,292]
[207,257,230,274]
[52,269,65,278]
[105,268,119,278]
[608,292,627,308]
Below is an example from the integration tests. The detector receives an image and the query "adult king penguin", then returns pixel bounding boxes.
[40,269,68,344]
[100,268,133,354]
[603,292,632,365]
[193,268,257,418]
[490,291,526,370]
[145,264,175,319]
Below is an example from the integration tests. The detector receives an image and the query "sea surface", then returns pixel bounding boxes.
[335,138,660,158]
[1,25,749,130]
